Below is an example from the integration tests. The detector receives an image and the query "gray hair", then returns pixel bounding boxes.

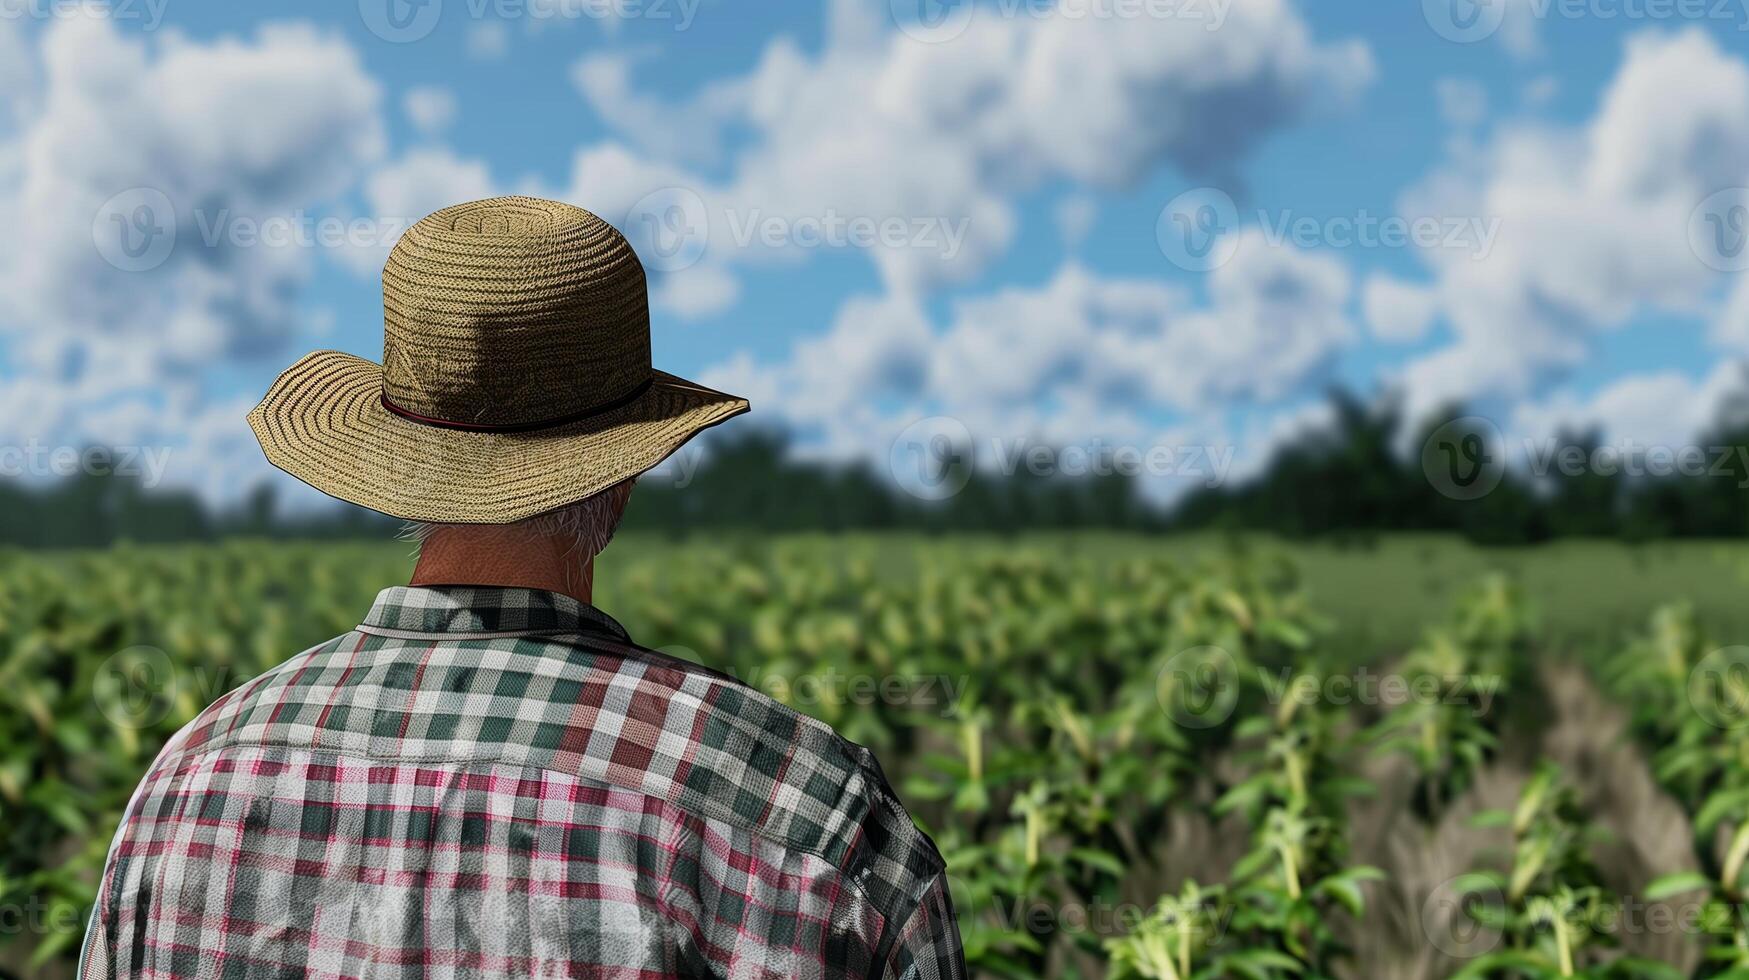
[401,480,635,565]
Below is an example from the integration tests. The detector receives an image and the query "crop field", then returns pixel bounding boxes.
[5,535,1749,978]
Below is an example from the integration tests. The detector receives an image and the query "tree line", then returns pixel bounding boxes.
[5,390,1749,548]
[1172,390,1749,544]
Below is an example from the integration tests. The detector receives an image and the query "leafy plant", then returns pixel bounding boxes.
[1452,766,1675,980]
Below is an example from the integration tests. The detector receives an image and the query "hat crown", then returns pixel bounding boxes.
[381,196,652,428]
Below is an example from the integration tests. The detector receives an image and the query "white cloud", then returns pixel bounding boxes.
[1218,399,1340,488]
[1714,276,1749,352]
[696,292,934,438]
[337,146,498,276]
[1587,30,1749,198]
[1499,0,1544,60]
[652,264,741,318]
[0,16,384,500]
[705,232,1356,461]
[1508,362,1749,456]
[563,141,713,225]
[0,19,35,127]
[467,22,509,60]
[2,18,383,366]
[571,50,746,167]
[695,350,785,426]
[1387,29,1749,423]
[1152,232,1356,406]
[1435,77,1488,129]
[1363,274,1439,343]
[389,0,1367,321]
[1523,74,1559,108]
[562,0,1371,306]
[403,86,458,136]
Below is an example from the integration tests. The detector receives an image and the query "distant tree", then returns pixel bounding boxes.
[12,381,1749,549]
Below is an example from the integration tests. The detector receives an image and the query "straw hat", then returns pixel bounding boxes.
[247,196,748,524]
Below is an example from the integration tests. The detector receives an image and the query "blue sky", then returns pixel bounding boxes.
[2,0,1748,508]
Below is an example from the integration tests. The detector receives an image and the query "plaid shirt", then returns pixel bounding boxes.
[80,586,963,979]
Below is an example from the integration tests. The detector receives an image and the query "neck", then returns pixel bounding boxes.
[410,526,596,605]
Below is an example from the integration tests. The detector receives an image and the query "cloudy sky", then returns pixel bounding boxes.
[3,0,1749,508]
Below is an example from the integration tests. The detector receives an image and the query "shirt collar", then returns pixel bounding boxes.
[361,585,630,641]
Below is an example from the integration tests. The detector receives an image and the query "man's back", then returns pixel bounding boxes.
[80,586,962,980]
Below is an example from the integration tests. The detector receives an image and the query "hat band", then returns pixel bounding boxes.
[381,377,654,434]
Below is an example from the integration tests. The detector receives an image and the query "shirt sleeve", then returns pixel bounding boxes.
[878,873,966,980]
[77,713,203,980]
[77,880,111,980]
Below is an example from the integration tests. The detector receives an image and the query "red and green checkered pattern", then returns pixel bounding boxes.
[80,586,963,979]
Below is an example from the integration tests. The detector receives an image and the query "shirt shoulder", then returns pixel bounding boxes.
[159,604,945,917]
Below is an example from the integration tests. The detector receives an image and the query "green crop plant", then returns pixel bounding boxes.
[1,537,1737,978]
[1451,766,1676,980]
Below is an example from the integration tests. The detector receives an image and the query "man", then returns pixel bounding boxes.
[80,197,964,979]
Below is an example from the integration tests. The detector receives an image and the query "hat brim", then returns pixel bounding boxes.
[247,351,749,524]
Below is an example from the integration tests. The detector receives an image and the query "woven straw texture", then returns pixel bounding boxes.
[248,197,748,524]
